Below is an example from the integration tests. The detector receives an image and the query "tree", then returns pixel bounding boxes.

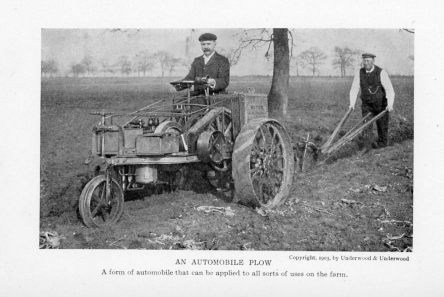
[168,57,182,76]
[98,58,112,76]
[153,51,176,78]
[135,51,155,77]
[71,63,86,77]
[81,55,96,76]
[219,48,241,67]
[232,28,294,116]
[268,28,290,116]
[298,47,327,77]
[332,46,359,77]
[41,59,58,77]
[117,55,132,76]
[290,54,305,77]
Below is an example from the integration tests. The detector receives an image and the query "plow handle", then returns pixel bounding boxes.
[324,110,388,155]
[321,108,353,152]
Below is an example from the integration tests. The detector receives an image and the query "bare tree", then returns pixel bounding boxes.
[168,57,182,76]
[290,54,305,77]
[298,47,327,77]
[153,51,174,78]
[332,46,359,77]
[71,63,86,77]
[117,55,132,76]
[232,28,294,116]
[135,51,155,77]
[219,48,241,67]
[81,55,96,76]
[41,59,58,77]
[98,58,111,76]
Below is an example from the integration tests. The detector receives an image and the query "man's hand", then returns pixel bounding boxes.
[207,78,216,89]
[349,105,355,111]
[386,106,394,112]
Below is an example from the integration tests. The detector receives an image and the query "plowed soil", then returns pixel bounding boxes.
[40,76,413,251]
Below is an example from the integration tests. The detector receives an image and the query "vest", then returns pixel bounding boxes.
[360,65,386,102]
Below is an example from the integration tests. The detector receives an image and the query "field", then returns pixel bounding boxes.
[40,76,413,251]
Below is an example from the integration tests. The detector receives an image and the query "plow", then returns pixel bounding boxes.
[320,108,388,155]
[297,108,388,169]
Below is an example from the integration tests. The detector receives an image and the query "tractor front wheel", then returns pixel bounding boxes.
[79,175,124,228]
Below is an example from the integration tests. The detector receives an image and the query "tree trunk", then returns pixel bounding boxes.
[268,28,289,117]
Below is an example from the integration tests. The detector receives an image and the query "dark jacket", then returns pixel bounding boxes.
[184,52,230,93]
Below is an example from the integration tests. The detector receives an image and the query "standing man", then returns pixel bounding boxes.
[182,33,230,94]
[349,53,395,149]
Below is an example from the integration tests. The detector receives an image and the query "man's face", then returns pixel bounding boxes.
[200,40,216,56]
[363,57,375,71]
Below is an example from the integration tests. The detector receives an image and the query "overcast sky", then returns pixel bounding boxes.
[42,28,414,76]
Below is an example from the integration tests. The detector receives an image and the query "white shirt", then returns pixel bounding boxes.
[203,51,215,65]
[349,66,395,108]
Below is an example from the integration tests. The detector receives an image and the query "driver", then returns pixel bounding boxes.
[183,33,230,94]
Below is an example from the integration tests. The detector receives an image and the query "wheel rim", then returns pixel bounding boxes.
[232,119,294,208]
[250,123,286,205]
[79,175,124,227]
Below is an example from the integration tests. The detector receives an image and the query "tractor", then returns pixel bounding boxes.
[79,79,295,227]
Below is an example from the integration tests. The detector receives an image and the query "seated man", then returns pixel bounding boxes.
[183,33,230,95]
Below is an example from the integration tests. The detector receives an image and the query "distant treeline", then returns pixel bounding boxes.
[41,74,414,81]
[42,45,414,79]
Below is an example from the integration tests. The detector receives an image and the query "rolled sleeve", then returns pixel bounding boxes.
[381,69,395,108]
[349,70,360,108]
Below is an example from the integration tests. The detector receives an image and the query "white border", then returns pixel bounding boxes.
[1,0,444,296]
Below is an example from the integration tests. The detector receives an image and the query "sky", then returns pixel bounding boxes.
[41,28,414,76]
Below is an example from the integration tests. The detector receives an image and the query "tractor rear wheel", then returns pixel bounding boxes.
[232,119,294,209]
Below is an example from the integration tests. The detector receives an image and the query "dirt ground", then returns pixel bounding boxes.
[40,76,413,251]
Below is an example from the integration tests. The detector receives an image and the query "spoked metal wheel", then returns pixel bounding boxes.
[79,175,124,228]
[193,108,234,193]
[232,118,294,209]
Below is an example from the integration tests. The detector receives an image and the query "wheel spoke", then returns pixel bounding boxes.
[99,183,106,202]
[91,203,102,218]
[224,122,232,138]
[216,115,222,131]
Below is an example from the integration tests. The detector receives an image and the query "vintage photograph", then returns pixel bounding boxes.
[40,28,414,251]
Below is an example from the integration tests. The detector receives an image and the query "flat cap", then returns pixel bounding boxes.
[362,53,376,59]
[198,33,217,42]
